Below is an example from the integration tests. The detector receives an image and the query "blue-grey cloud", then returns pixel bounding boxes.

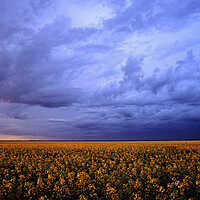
[0,0,200,140]
[0,14,97,108]
[104,0,200,32]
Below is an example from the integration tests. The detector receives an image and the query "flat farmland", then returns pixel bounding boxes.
[0,141,199,199]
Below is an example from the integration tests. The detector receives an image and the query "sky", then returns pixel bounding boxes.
[0,0,200,140]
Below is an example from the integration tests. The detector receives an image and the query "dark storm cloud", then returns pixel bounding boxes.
[76,122,104,130]
[73,103,200,140]
[104,0,200,32]
[120,56,144,90]
[92,50,200,106]
[0,0,53,41]
[146,50,200,104]
[83,50,200,139]
[1,0,199,109]
[0,0,200,140]
[0,102,29,120]
[0,13,97,108]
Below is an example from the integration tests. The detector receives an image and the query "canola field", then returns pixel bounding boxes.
[0,141,200,200]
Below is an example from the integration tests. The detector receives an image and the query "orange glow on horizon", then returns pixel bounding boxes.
[0,134,50,140]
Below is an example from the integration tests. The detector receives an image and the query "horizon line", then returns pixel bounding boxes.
[0,139,200,142]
